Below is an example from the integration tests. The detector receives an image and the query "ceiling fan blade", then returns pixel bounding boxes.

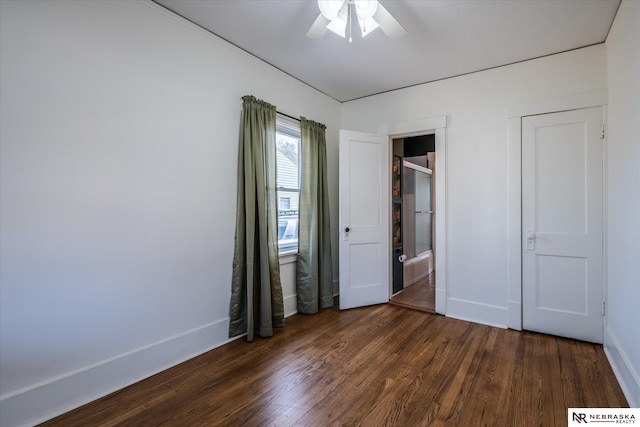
[307,13,331,39]
[374,3,407,40]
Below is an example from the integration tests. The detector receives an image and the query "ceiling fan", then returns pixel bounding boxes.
[307,0,407,42]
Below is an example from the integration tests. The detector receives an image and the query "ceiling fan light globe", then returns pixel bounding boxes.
[318,0,346,20]
[354,0,378,20]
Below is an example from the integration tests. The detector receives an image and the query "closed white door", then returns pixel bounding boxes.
[522,107,604,343]
[339,130,390,309]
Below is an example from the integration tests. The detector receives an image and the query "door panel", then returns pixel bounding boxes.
[536,255,587,314]
[522,107,603,343]
[350,140,382,226]
[534,122,587,234]
[339,130,389,310]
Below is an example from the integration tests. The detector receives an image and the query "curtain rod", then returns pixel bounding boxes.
[277,111,300,122]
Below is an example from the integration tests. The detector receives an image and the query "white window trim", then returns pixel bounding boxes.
[276,115,301,255]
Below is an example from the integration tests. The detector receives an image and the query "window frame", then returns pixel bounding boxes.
[275,115,301,255]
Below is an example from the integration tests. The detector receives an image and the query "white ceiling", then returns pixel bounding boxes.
[154,0,620,103]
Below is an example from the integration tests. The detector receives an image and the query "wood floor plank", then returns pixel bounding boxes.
[389,272,435,313]
[39,303,628,427]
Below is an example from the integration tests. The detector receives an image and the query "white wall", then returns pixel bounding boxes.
[1,0,635,424]
[341,45,608,327]
[604,0,640,407]
[0,1,339,425]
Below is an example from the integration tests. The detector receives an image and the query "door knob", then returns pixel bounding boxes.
[526,230,536,240]
[345,227,350,233]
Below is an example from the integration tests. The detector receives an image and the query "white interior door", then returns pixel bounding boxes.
[339,130,390,309]
[522,107,604,343]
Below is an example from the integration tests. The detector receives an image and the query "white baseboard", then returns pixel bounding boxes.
[0,318,233,427]
[446,297,508,329]
[604,327,640,407]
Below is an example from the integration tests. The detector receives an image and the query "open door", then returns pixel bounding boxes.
[339,130,390,309]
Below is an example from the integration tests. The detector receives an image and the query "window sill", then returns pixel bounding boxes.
[279,251,298,265]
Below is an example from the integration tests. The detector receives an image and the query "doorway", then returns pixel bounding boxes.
[338,115,447,314]
[390,134,436,313]
[521,106,604,343]
[506,89,607,333]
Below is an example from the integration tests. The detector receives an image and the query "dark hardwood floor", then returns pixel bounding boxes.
[390,272,436,313]
[41,302,627,427]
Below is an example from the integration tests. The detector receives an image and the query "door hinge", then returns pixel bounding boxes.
[601,124,605,140]
[602,300,606,316]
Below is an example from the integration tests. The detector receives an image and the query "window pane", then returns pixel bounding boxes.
[276,125,300,253]
[279,197,291,210]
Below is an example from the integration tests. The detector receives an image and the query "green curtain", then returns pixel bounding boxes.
[296,117,334,314]
[229,95,284,341]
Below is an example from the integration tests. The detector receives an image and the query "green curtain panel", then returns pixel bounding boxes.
[229,95,284,341]
[296,117,334,314]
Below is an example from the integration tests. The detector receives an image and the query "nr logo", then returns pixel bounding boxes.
[573,412,588,423]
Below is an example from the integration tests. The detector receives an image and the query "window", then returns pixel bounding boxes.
[276,116,300,254]
[279,197,291,210]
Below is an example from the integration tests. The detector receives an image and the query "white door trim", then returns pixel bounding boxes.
[506,90,608,330]
[507,89,608,118]
[379,115,448,314]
